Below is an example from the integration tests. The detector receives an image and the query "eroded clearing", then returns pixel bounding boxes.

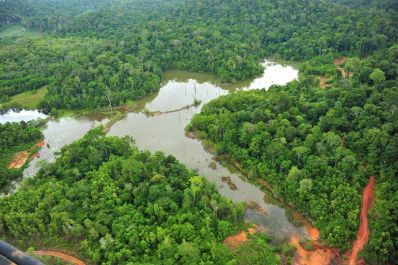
[8,140,45,169]
[8,151,29,169]
[334,57,350,78]
[290,235,336,265]
[319,76,330,89]
[223,228,256,248]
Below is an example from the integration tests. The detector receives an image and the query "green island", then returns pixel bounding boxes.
[0,0,397,264]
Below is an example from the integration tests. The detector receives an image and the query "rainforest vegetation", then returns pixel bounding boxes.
[0,128,281,265]
[0,120,43,190]
[0,0,397,264]
[190,35,398,265]
[0,0,396,110]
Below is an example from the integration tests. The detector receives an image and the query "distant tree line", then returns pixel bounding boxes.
[0,0,396,110]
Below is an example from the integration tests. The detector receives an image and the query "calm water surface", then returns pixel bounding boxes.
[108,60,308,241]
[1,116,108,196]
[23,116,109,177]
[0,109,47,123]
[1,60,309,242]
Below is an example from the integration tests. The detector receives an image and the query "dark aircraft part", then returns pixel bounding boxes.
[0,240,44,265]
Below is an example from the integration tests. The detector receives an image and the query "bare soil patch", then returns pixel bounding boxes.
[319,76,331,89]
[221,176,238,190]
[307,227,320,241]
[8,151,29,169]
[334,57,349,78]
[8,140,45,169]
[34,251,85,265]
[223,228,257,248]
[334,57,348,66]
[290,235,337,265]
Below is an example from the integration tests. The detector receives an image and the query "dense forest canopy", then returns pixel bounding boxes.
[0,0,397,264]
[189,29,398,265]
[326,0,398,11]
[0,129,281,265]
[0,0,396,110]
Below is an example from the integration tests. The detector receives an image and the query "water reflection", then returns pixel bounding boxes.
[245,60,298,90]
[108,62,307,241]
[23,116,109,178]
[1,60,308,242]
[0,116,108,197]
[0,109,47,124]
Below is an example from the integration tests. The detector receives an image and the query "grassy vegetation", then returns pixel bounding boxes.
[0,25,41,38]
[7,86,48,109]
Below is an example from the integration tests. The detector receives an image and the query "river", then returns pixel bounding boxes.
[1,60,313,242]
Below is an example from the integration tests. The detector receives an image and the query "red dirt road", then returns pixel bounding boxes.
[34,251,85,265]
[347,176,375,265]
[291,176,376,265]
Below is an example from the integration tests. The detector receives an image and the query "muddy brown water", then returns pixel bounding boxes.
[1,60,312,243]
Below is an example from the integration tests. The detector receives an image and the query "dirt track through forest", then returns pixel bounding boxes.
[347,175,375,265]
[34,251,85,265]
[290,175,375,265]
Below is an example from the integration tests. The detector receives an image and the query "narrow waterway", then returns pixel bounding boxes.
[2,60,311,242]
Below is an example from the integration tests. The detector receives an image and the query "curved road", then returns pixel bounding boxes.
[34,251,85,265]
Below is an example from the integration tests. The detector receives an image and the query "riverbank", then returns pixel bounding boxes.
[186,129,320,239]
[8,140,45,169]
[1,61,313,261]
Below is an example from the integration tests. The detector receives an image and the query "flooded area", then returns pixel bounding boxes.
[244,60,298,90]
[108,60,307,242]
[23,116,109,178]
[1,60,310,242]
[1,116,108,196]
[0,109,47,123]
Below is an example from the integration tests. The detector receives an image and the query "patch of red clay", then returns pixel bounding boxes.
[307,227,320,241]
[7,140,45,169]
[34,251,85,265]
[35,140,45,148]
[290,235,336,265]
[8,151,29,169]
[223,228,256,248]
[347,176,375,265]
